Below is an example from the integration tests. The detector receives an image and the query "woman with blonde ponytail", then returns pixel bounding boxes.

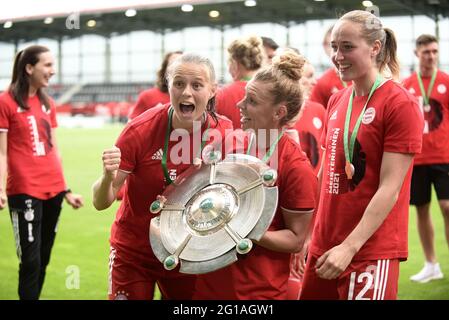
[215,35,265,129]
[194,50,317,300]
[300,10,424,300]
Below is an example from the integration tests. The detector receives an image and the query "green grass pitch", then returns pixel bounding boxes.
[0,124,448,299]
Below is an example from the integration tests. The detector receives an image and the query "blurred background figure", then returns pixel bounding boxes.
[0,45,83,300]
[216,35,265,129]
[262,36,280,64]
[128,51,183,120]
[309,24,350,108]
[402,34,449,283]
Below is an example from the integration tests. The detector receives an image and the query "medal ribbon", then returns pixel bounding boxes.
[162,107,210,185]
[343,74,382,178]
[246,130,284,163]
[417,69,437,106]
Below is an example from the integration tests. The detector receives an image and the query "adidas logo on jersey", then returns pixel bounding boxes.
[151,148,163,160]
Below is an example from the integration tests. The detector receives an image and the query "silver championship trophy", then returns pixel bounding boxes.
[149,148,279,274]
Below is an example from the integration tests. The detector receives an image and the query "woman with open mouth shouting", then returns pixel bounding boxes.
[92,53,232,300]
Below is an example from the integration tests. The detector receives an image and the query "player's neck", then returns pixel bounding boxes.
[28,85,38,97]
[419,66,436,78]
[353,69,378,97]
[171,111,206,133]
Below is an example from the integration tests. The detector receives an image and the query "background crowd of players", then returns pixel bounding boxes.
[1,9,448,300]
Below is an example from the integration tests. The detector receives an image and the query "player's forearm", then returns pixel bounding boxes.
[257,229,306,253]
[92,174,116,210]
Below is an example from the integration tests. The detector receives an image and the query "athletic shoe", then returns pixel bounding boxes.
[410,262,444,283]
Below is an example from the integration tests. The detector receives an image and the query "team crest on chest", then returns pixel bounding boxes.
[313,117,323,129]
[437,84,447,94]
[362,107,376,125]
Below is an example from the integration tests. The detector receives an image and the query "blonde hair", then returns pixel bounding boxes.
[253,49,305,126]
[228,35,265,71]
[339,10,400,80]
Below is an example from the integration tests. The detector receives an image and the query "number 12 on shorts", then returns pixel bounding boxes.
[347,259,397,300]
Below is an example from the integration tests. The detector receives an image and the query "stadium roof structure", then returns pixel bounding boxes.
[1,0,449,43]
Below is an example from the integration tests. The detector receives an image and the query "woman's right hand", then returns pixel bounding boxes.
[102,147,121,179]
[0,189,7,210]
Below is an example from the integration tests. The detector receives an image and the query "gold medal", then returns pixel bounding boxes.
[345,161,355,180]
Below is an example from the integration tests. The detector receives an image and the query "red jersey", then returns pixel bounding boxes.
[310,80,423,261]
[216,81,247,129]
[128,87,169,120]
[0,92,66,199]
[310,68,349,108]
[194,134,317,299]
[292,100,326,175]
[112,104,233,260]
[402,70,449,165]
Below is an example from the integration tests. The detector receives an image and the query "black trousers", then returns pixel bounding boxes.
[8,192,65,300]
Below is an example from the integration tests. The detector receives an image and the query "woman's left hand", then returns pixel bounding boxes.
[315,243,357,280]
[65,192,84,209]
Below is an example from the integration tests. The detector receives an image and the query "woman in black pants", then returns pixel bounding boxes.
[0,45,83,300]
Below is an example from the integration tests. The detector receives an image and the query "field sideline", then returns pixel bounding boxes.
[0,124,448,300]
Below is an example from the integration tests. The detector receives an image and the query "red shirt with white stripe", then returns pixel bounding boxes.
[309,80,423,261]
[112,104,233,259]
[194,134,318,299]
[309,68,349,108]
[0,91,66,199]
[216,81,247,129]
[128,87,169,120]
[402,70,449,165]
[292,100,326,175]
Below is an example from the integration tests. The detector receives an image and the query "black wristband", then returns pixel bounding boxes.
[64,188,72,195]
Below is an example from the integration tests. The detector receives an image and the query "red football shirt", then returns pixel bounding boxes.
[402,70,449,165]
[0,92,66,199]
[309,68,350,108]
[216,81,247,129]
[292,100,326,175]
[194,134,318,299]
[309,80,423,261]
[112,104,233,260]
[128,87,170,120]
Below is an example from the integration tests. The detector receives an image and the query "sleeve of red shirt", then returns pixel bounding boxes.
[129,91,148,120]
[0,95,12,130]
[49,99,58,128]
[383,90,423,154]
[309,81,326,107]
[279,147,318,211]
[115,125,141,173]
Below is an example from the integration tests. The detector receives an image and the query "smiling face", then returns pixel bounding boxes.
[26,51,55,90]
[237,79,282,132]
[330,20,380,83]
[168,62,216,126]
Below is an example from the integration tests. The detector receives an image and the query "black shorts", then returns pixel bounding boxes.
[410,164,449,206]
